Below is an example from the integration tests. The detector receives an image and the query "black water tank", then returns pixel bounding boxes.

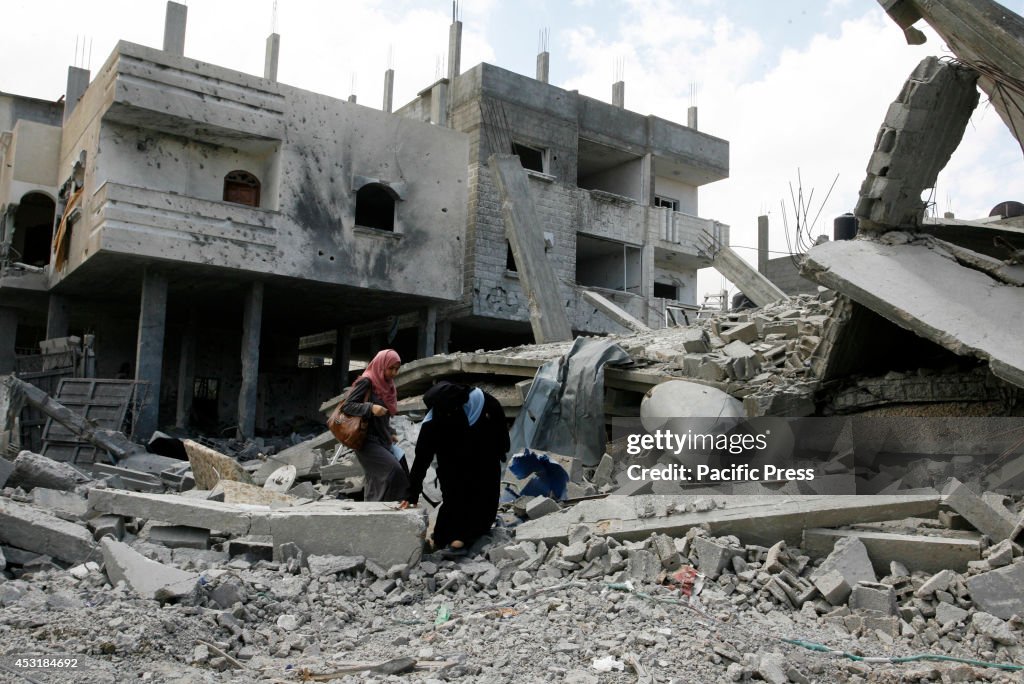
[990,201,1024,219]
[834,213,858,240]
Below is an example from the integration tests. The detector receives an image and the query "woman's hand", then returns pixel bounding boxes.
[371,404,388,417]
[398,500,415,509]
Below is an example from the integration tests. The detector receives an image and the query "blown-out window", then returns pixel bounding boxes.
[223,171,261,207]
[355,183,397,232]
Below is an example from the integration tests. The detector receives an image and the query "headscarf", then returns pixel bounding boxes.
[465,388,484,426]
[361,349,400,415]
[422,381,472,425]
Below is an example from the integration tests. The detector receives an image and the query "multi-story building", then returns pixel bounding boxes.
[0,3,729,442]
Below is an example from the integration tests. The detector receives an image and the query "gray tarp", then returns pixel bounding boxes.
[509,337,631,467]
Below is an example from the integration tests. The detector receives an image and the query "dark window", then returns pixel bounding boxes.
[654,196,679,211]
[653,282,678,299]
[223,170,261,207]
[506,241,517,272]
[355,183,397,231]
[10,192,56,266]
[512,142,545,173]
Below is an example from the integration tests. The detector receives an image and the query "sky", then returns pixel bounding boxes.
[2,0,1022,299]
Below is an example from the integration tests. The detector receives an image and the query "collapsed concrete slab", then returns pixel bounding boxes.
[942,478,1017,541]
[11,450,85,491]
[267,502,427,568]
[515,494,942,546]
[965,562,1024,620]
[802,236,1024,389]
[100,537,199,601]
[0,498,98,564]
[88,489,427,567]
[803,528,981,575]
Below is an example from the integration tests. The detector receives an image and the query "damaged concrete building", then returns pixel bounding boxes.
[0,2,729,445]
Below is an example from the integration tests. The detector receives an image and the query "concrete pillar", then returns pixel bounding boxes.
[688,105,698,130]
[335,326,352,392]
[163,1,187,56]
[536,52,550,83]
[264,33,280,81]
[175,311,197,429]
[347,94,357,103]
[134,269,168,439]
[757,215,769,274]
[46,295,70,339]
[447,20,462,84]
[436,320,451,354]
[417,306,437,360]
[641,153,654,207]
[63,67,90,124]
[383,68,395,113]
[431,81,448,127]
[612,81,625,108]
[237,282,263,439]
[0,307,17,374]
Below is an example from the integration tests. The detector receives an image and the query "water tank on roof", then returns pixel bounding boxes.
[833,213,859,241]
[990,201,1024,219]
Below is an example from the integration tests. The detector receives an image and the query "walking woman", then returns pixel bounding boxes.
[401,381,509,551]
[342,349,409,501]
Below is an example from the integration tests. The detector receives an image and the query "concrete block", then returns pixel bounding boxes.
[650,534,681,570]
[623,549,661,583]
[526,496,561,520]
[719,322,758,344]
[914,568,955,598]
[943,478,1016,541]
[287,481,321,500]
[88,514,126,541]
[11,451,83,491]
[813,536,876,601]
[0,498,97,564]
[849,581,897,616]
[813,569,851,606]
[307,554,365,577]
[965,563,1024,619]
[31,488,89,520]
[934,601,969,627]
[693,536,743,579]
[267,502,427,568]
[148,525,210,550]
[100,538,199,601]
[253,440,322,484]
[972,612,1017,645]
[593,453,615,487]
[89,489,254,535]
[679,328,710,353]
[183,440,252,490]
[227,537,273,561]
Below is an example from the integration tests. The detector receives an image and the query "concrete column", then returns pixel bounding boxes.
[536,52,550,83]
[134,269,168,439]
[335,326,352,392]
[163,1,187,56]
[612,81,625,108]
[757,215,769,274]
[175,311,197,429]
[347,94,357,103]
[417,306,437,360]
[641,153,654,207]
[46,295,71,339]
[447,20,462,84]
[383,68,395,113]
[431,81,448,127]
[63,67,90,124]
[687,106,698,130]
[237,282,263,439]
[264,33,280,81]
[0,307,17,374]
[436,320,451,354]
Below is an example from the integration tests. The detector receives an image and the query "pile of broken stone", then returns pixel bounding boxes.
[2,442,1023,683]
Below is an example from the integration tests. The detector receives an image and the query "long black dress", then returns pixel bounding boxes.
[342,377,409,502]
[407,388,509,548]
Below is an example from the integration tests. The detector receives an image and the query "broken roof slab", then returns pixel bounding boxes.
[802,235,1024,389]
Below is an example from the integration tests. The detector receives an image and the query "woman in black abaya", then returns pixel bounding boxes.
[401,381,509,551]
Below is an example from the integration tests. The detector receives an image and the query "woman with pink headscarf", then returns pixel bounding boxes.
[341,348,409,501]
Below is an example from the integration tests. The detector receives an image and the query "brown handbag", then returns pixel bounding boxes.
[327,384,370,450]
